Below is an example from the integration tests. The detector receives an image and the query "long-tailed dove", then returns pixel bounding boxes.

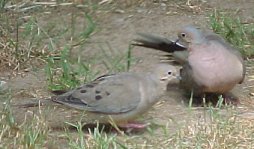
[133,25,245,100]
[51,64,177,128]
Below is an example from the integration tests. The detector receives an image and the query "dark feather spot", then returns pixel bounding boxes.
[95,95,102,100]
[80,90,87,93]
[95,90,101,94]
[106,91,110,96]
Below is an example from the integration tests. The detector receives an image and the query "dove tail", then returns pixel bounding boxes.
[132,33,186,53]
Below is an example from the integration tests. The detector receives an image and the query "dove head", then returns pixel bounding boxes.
[152,64,178,84]
[176,26,205,47]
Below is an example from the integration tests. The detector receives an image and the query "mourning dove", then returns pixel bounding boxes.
[133,25,245,101]
[51,64,177,128]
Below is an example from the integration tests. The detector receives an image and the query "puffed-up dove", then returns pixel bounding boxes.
[132,25,245,102]
[52,64,177,128]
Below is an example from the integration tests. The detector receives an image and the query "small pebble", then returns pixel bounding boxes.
[115,9,125,14]
[161,3,166,7]
[0,81,8,91]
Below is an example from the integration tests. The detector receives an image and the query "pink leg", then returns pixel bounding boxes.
[118,122,149,129]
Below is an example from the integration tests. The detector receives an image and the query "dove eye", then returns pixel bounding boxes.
[167,71,172,75]
[181,33,186,38]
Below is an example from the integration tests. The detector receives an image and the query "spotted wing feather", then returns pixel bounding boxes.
[53,74,142,114]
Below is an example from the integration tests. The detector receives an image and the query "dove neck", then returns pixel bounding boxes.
[141,73,166,103]
[192,36,206,45]
[146,73,167,90]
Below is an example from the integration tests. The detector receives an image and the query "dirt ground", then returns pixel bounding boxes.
[1,0,254,148]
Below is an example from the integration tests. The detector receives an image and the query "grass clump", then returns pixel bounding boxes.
[45,43,134,91]
[65,121,127,149]
[45,45,99,91]
[209,10,254,58]
[167,107,254,149]
[44,13,134,91]
[0,91,48,148]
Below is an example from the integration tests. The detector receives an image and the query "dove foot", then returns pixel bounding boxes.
[80,122,148,134]
[119,122,149,129]
[186,93,239,107]
[203,93,239,106]
[118,122,149,134]
[222,93,240,106]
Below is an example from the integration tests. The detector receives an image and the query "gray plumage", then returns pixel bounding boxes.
[52,64,177,123]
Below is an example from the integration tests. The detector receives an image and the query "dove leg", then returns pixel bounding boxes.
[118,122,149,129]
[222,92,240,106]
[189,92,240,106]
[204,92,240,106]
[82,122,149,134]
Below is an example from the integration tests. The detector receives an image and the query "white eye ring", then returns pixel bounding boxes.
[181,33,186,37]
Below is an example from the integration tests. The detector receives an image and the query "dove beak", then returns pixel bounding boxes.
[176,75,182,80]
[175,38,188,48]
[160,73,180,81]
[172,73,182,80]
[160,76,169,81]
